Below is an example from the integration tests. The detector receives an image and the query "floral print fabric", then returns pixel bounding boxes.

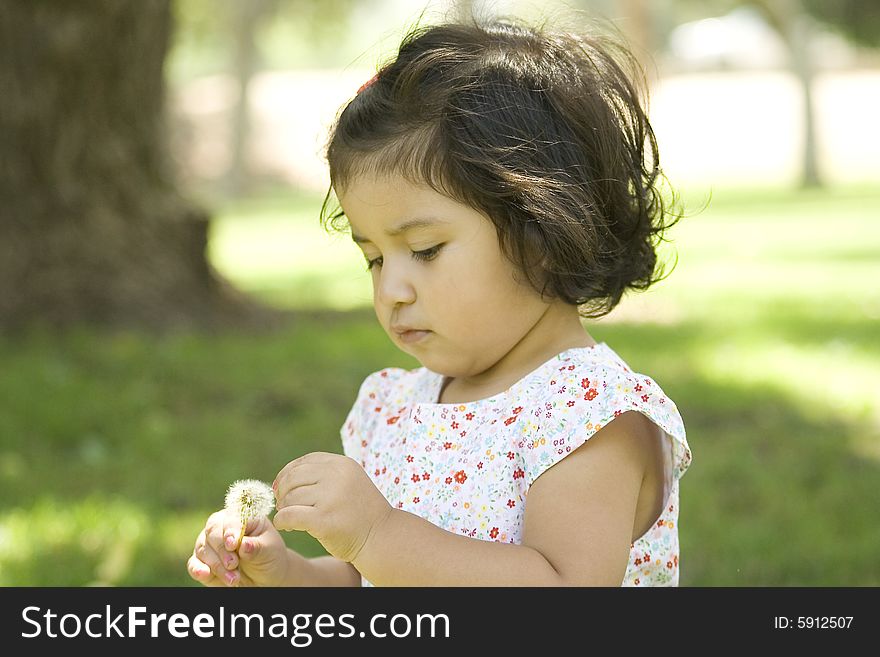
[340,343,693,586]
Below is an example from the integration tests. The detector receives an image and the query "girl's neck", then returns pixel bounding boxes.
[438,302,596,404]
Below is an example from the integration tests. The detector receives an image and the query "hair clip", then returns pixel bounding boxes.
[357,73,379,94]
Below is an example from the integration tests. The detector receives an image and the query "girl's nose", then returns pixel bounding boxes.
[375,260,417,307]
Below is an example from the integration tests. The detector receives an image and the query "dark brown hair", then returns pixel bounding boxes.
[320,16,680,319]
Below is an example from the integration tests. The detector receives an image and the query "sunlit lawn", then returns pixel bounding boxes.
[1,183,878,585]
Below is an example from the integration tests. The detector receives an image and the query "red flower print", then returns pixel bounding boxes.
[444,441,452,450]
[406,455,414,463]
[550,380,556,385]
[567,365,575,370]
[567,400,575,407]
[477,462,483,470]
[380,371,388,377]
[674,555,678,566]
[634,578,640,585]
[513,467,524,480]
[374,469,380,476]
[504,416,517,426]
[451,421,459,429]
[454,470,467,484]
[422,472,430,480]
[361,439,367,448]
[614,410,622,417]
[394,477,400,484]
[374,406,382,412]
[369,393,376,399]
[466,413,474,420]
[413,497,420,504]
[411,474,420,483]
[381,466,386,474]
[489,527,499,539]
[506,451,515,460]
[397,502,403,508]
[641,394,649,402]
[387,416,400,425]
[634,384,643,392]
[669,505,674,512]
[580,378,590,389]
[445,477,453,484]
[657,519,665,527]
[666,561,673,569]
[644,553,651,562]
[644,379,652,386]
[635,558,642,566]
[513,406,523,415]
[460,431,467,437]
[584,388,598,401]
[506,499,516,508]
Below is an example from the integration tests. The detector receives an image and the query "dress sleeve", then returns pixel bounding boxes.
[339,369,390,466]
[520,368,692,493]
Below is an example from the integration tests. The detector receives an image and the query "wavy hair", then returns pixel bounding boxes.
[320,16,681,319]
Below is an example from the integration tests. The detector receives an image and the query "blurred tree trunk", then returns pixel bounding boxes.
[456,0,477,22]
[787,11,821,187]
[0,0,275,331]
[616,0,654,68]
[225,0,277,196]
[753,0,822,187]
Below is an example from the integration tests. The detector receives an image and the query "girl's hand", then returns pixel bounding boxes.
[273,452,393,564]
[187,510,290,587]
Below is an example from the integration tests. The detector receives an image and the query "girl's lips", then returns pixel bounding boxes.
[398,329,431,344]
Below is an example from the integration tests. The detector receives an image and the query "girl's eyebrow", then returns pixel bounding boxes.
[351,217,449,244]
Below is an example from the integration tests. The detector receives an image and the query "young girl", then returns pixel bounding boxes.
[187,17,693,587]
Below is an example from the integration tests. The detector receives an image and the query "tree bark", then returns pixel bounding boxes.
[0,0,277,331]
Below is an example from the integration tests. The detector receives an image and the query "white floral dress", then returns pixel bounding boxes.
[340,343,693,586]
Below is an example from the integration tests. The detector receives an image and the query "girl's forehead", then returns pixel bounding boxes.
[338,171,430,195]
[338,173,451,213]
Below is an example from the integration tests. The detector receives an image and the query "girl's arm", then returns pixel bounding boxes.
[352,510,564,586]
[301,555,362,587]
[350,411,651,586]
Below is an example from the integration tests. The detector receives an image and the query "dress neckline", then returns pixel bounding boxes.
[418,342,609,407]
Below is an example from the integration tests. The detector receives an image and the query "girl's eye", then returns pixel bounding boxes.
[365,245,443,271]
[411,244,443,262]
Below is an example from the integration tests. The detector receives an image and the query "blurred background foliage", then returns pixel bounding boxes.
[0,0,878,586]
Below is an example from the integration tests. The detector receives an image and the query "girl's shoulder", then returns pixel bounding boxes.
[354,364,433,406]
[515,343,670,406]
[517,343,692,483]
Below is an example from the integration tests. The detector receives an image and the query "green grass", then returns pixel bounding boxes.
[1,182,878,585]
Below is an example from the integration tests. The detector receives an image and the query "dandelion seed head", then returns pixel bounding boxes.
[224,479,275,525]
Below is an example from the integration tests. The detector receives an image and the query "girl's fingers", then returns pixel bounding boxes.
[238,537,260,560]
[187,554,227,587]
[187,554,212,581]
[275,462,321,499]
[196,536,230,581]
[276,483,320,510]
[205,518,240,571]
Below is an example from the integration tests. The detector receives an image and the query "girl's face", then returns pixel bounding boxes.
[337,172,584,387]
